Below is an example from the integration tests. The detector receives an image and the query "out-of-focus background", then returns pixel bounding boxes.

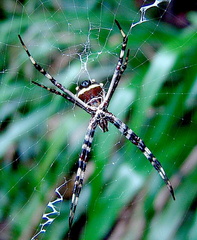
[0,0,197,239]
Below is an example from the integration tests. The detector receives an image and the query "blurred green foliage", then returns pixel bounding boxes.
[0,0,197,240]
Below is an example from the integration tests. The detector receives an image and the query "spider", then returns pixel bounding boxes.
[18,20,175,228]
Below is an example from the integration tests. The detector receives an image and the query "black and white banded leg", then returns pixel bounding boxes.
[69,118,98,227]
[107,113,175,200]
[101,20,130,110]
[18,35,93,114]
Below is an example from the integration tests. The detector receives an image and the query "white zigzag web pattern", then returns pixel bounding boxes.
[31,180,67,240]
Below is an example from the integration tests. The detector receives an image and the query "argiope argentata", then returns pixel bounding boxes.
[18,20,175,228]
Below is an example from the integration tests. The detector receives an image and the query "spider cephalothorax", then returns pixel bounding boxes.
[19,19,175,230]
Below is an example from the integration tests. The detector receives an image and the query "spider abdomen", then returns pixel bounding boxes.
[76,79,105,107]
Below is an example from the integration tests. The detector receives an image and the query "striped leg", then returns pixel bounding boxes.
[107,113,175,200]
[18,35,93,113]
[102,20,129,109]
[69,118,98,227]
[32,81,93,114]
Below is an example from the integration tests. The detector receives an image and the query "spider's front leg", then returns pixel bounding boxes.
[107,113,175,200]
[69,117,98,227]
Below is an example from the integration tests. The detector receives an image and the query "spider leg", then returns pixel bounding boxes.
[18,35,94,113]
[107,113,175,200]
[32,81,93,114]
[69,117,98,228]
[102,20,129,109]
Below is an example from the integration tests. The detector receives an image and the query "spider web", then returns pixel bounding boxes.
[0,0,197,240]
